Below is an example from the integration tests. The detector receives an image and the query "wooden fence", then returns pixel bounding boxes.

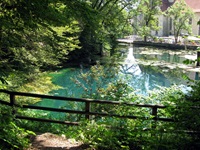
[0,89,174,125]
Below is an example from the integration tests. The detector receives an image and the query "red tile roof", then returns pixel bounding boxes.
[162,0,200,13]
[184,0,200,12]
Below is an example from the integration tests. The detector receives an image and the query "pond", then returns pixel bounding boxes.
[120,46,200,94]
[35,45,200,110]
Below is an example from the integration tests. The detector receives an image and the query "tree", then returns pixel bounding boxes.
[165,0,194,44]
[67,0,133,62]
[0,0,81,86]
[0,0,133,88]
[131,0,162,42]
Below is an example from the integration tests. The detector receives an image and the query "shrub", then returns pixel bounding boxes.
[0,105,35,150]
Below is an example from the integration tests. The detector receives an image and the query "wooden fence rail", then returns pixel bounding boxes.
[0,89,174,125]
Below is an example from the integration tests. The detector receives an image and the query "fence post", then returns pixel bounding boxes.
[152,106,158,129]
[10,93,16,115]
[85,101,91,120]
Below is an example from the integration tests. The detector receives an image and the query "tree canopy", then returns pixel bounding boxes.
[68,0,133,62]
[0,0,133,88]
[130,0,162,41]
[0,0,81,84]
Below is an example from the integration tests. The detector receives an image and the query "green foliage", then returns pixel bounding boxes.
[165,0,194,43]
[183,59,196,65]
[72,60,120,99]
[1,1,200,149]
[0,105,35,150]
[0,0,82,88]
[74,84,197,149]
[166,81,200,149]
[1,62,197,149]
[67,0,133,62]
[16,109,67,134]
[71,61,200,149]
[0,0,132,88]
[78,119,148,150]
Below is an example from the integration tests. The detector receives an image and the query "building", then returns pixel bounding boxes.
[184,0,200,35]
[152,0,175,36]
[154,0,200,37]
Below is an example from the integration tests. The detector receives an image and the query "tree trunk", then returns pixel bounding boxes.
[197,51,200,66]
[0,24,2,50]
[174,35,178,44]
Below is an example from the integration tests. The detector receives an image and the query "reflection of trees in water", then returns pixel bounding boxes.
[172,54,180,63]
[120,63,170,94]
[161,53,181,63]
[136,65,171,91]
[120,61,188,95]
[121,64,141,75]
[121,47,177,94]
[195,72,199,80]
[162,53,170,62]
[52,46,197,98]
[133,47,186,64]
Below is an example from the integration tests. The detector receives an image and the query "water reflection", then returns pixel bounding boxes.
[34,46,200,115]
[121,47,199,95]
[51,46,199,96]
[121,47,141,76]
[133,47,191,64]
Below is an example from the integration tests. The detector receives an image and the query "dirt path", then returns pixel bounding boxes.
[27,133,90,150]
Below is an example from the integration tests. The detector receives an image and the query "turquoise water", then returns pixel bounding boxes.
[35,46,199,114]
[119,46,199,93]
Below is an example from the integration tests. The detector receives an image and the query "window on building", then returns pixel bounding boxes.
[169,18,172,35]
[189,18,192,25]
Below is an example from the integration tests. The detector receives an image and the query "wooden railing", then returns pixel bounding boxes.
[0,89,174,125]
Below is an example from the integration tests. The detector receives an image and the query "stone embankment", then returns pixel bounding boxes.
[118,35,200,50]
[133,41,198,50]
